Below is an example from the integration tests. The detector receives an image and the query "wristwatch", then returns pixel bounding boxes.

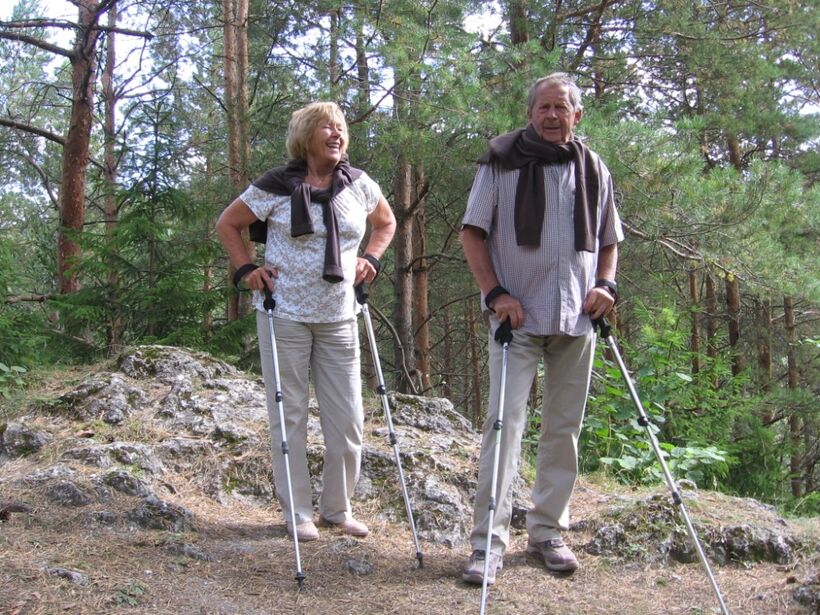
[595,279,619,304]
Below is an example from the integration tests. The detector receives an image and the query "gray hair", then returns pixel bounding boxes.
[527,73,583,113]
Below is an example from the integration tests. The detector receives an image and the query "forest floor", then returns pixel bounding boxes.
[1,479,817,615]
[0,364,817,615]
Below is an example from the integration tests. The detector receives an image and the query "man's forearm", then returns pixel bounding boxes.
[596,243,618,280]
[460,225,499,294]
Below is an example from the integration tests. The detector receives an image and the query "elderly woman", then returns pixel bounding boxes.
[216,102,396,541]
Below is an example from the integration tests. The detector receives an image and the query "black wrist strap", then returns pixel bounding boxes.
[233,263,258,290]
[484,285,509,310]
[595,279,619,304]
[362,253,381,275]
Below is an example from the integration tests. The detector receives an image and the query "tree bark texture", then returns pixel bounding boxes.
[756,297,772,392]
[58,0,101,295]
[223,0,253,321]
[725,273,743,376]
[412,166,431,394]
[354,13,370,119]
[689,268,701,374]
[441,307,452,400]
[704,270,719,362]
[784,296,802,497]
[507,0,530,45]
[102,5,122,350]
[392,157,416,392]
[329,8,340,90]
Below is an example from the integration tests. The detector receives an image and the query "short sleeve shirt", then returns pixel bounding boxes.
[462,153,624,337]
[240,172,383,322]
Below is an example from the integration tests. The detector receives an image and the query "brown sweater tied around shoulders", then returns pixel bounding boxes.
[250,156,363,283]
[477,124,601,252]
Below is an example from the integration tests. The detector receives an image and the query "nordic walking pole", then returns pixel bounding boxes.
[480,318,513,615]
[355,283,424,568]
[593,317,729,615]
[263,286,306,589]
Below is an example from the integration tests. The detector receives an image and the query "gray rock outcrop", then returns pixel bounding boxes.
[0,344,809,572]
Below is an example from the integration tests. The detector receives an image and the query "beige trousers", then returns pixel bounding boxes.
[470,322,595,555]
[257,312,363,526]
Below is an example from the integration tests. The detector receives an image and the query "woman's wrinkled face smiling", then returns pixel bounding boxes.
[307,117,347,168]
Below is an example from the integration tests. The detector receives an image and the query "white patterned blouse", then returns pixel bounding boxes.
[240,172,383,323]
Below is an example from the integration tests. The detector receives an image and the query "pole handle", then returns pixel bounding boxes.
[263,286,276,311]
[355,282,368,305]
[494,319,513,345]
[592,316,612,337]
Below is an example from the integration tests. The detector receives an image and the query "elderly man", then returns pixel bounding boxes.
[460,72,624,585]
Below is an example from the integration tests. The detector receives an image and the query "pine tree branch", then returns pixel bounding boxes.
[4,294,51,304]
[0,118,66,146]
[622,220,742,281]
[9,148,60,210]
[0,28,72,56]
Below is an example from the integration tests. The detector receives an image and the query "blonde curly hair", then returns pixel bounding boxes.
[286,102,348,160]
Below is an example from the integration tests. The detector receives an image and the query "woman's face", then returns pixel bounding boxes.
[306,116,348,168]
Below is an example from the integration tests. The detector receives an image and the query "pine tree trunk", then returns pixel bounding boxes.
[725,273,743,376]
[529,372,540,419]
[689,268,701,374]
[784,296,802,498]
[727,134,743,170]
[102,5,122,351]
[223,0,253,321]
[412,168,431,394]
[58,0,100,296]
[236,0,250,178]
[354,7,369,119]
[329,8,340,90]
[756,297,773,424]
[441,307,452,400]
[705,270,719,362]
[507,0,530,44]
[756,297,772,390]
[202,155,215,338]
[392,157,416,392]
[223,0,239,186]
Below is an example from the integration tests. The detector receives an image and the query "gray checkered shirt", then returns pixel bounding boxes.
[462,154,624,337]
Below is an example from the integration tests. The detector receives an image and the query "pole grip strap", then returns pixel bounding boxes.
[233,263,259,290]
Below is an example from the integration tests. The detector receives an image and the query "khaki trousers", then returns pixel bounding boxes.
[470,323,595,555]
[257,312,363,526]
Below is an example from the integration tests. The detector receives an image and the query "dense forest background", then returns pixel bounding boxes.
[1,0,817,515]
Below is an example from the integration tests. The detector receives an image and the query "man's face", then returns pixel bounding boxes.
[527,82,583,145]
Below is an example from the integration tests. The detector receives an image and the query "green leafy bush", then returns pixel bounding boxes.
[577,305,738,489]
[0,361,27,399]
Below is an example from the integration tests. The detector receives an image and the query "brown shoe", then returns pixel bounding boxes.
[527,538,579,572]
[318,516,369,537]
[286,520,319,542]
[462,550,503,585]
